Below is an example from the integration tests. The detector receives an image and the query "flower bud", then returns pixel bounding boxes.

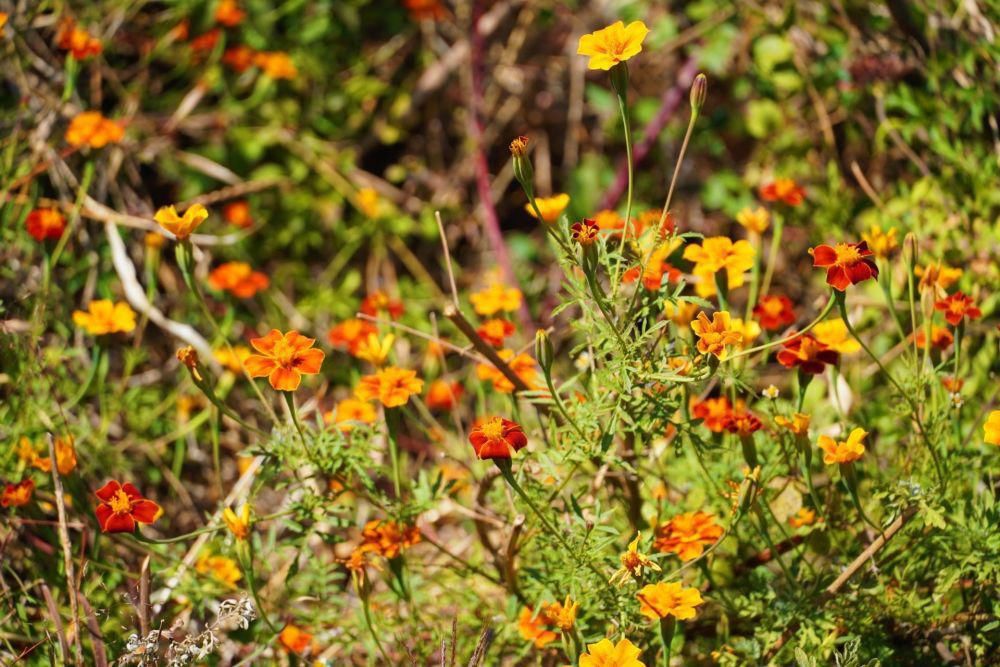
[176,346,202,381]
[690,73,707,113]
[535,329,554,373]
[509,135,529,158]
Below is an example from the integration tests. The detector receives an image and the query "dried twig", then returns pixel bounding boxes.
[46,433,82,665]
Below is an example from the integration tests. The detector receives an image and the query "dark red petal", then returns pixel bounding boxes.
[103,512,137,534]
[776,350,797,368]
[130,499,162,524]
[95,480,121,502]
[826,266,851,291]
[810,245,837,267]
[121,482,144,500]
[95,503,113,530]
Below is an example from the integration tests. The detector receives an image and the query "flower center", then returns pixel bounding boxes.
[833,243,861,265]
[480,417,505,440]
[109,489,132,514]
[272,339,298,368]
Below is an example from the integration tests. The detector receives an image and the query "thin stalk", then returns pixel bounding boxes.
[725,293,836,362]
[758,214,784,302]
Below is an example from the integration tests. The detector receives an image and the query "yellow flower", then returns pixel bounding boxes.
[153,203,209,240]
[222,504,251,540]
[683,237,755,297]
[789,508,817,528]
[470,283,523,316]
[818,427,867,464]
[774,412,811,437]
[72,299,137,335]
[214,345,251,373]
[736,206,769,234]
[637,581,704,621]
[329,397,377,432]
[610,532,661,586]
[690,311,743,360]
[915,261,962,292]
[196,553,242,586]
[354,333,395,366]
[664,300,698,327]
[984,410,1000,446]
[545,596,578,631]
[729,317,761,349]
[579,638,646,667]
[812,318,861,354]
[356,187,380,218]
[577,20,650,71]
[861,225,898,259]
[525,193,570,223]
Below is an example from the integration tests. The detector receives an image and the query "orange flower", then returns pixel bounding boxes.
[25,208,66,242]
[56,19,102,60]
[934,292,982,327]
[724,409,762,437]
[222,45,256,72]
[360,290,404,319]
[632,245,681,291]
[476,349,537,393]
[690,311,742,360]
[354,366,423,407]
[544,596,578,631]
[818,428,867,464]
[328,397,377,432]
[579,638,646,667]
[518,607,557,648]
[356,188,381,218]
[654,511,724,561]
[278,625,313,655]
[190,29,220,54]
[32,435,77,476]
[789,508,817,528]
[691,396,733,433]
[759,178,805,206]
[215,0,246,26]
[425,379,464,411]
[65,112,124,148]
[525,193,570,223]
[609,532,661,586]
[2,479,34,508]
[94,480,162,533]
[328,318,377,354]
[809,241,879,291]
[223,504,251,540]
[208,262,270,298]
[195,553,242,586]
[571,218,601,245]
[753,295,795,331]
[222,200,254,227]
[470,283,522,316]
[637,581,704,621]
[476,318,515,347]
[153,203,208,240]
[360,519,421,558]
[254,51,297,79]
[774,412,811,437]
[468,416,528,460]
[776,334,838,375]
[73,299,137,335]
[404,0,448,21]
[577,20,650,71]
[914,325,953,351]
[594,209,625,233]
[244,329,325,391]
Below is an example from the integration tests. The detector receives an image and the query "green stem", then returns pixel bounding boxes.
[611,73,635,298]
[385,407,403,498]
[361,595,392,663]
[758,214,784,302]
[725,293,836,362]
[659,616,676,667]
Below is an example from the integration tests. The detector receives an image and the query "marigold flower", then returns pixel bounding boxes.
[476,349,537,393]
[577,20,650,71]
[32,435,78,476]
[691,396,733,433]
[810,241,879,291]
[610,532,661,586]
[632,245,681,291]
[759,178,805,206]
[65,112,124,148]
[245,329,325,391]
[360,519,421,558]
[470,283,522,316]
[984,411,1000,446]
[355,187,381,218]
[214,345,251,373]
[328,397,377,432]
[812,318,861,354]
[404,0,447,21]
[223,504,251,540]
[775,412,811,437]
[544,596,579,632]
[94,480,162,533]
[56,19,102,60]
[2,479,34,508]
[579,638,646,667]
[360,290,404,319]
[196,553,242,586]
[753,295,795,331]
[915,261,962,293]
[690,311,743,360]
[914,325,953,351]
[684,237,755,297]
[664,300,698,327]
[73,299,137,335]
[153,203,208,240]
[934,292,982,327]
[354,366,423,407]
[509,135,529,157]
[214,0,245,26]
[861,225,898,259]
[208,261,269,298]
[328,318,378,354]
[278,625,313,655]
[776,334,838,375]
[526,193,570,223]
[517,606,558,647]
[818,427,867,464]
[25,208,66,242]
[724,409,762,437]
[637,581,704,621]
[730,317,761,349]
[468,416,527,460]
[654,511,724,561]
[221,45,256,71]
[190,29,220,53]
[789,508,817,528]
[254,51,297,79]
[222,200,253,227]
[594,209,625,232]
[354,333,395,366]
[426,379,463,411]
[571,218,600,245]
[476,318,515,347]
[736,206,769,234]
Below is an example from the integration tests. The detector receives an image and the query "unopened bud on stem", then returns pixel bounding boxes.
[690,73,707,114]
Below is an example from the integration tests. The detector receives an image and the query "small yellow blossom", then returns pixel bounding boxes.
[813,318,861,354]
[861,225,898,259]
[577,21,650,71]
[154,203,209,240]
[736,206,769,234]
[470,283,523,316]
[525,193,570,223]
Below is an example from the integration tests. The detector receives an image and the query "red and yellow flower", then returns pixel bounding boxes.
[654,511,723,561]
[360,519,421,558]
[934,292,982,327]
[2,479,34,508]
[914,325,953,351]
[609,532,661,586]
[809,241,878,291]
[360,290,404,319]
[753,295,795,331]
[759,178,805,206]
[328,318,377,354]
[254,51,297,79]
[215,0,246,26]
[354,366,424,407]
[468,417,527,459]
[244,329,325,391]
[518,607,557,648]
[25,208,66,242]
[94,480,162,533]
[690,311,743,360]
[425,379,464,411]
[56,19,102,60]
[776,334,838,375]
[476,318,515,347]
[222,200,254,227]
[476,349,537,393]
[278,625,313,655]
[208,262,269,298]
[571,218,601,245]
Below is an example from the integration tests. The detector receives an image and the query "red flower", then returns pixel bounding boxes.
[934,292,982,327]
[476,318,515,347]
[809,241,879,291]
[571,219,600,245]
[691,396,733,433]
[468,417,528,459]
[95,480,162,533]
[26,208,67,242]
[776,334,839,375]
[360,290,404,319]
[426,379,464,411]
[753,295,795,331]
[759,178,805,206]
[724,409,762,437]
[2,479,35,508]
